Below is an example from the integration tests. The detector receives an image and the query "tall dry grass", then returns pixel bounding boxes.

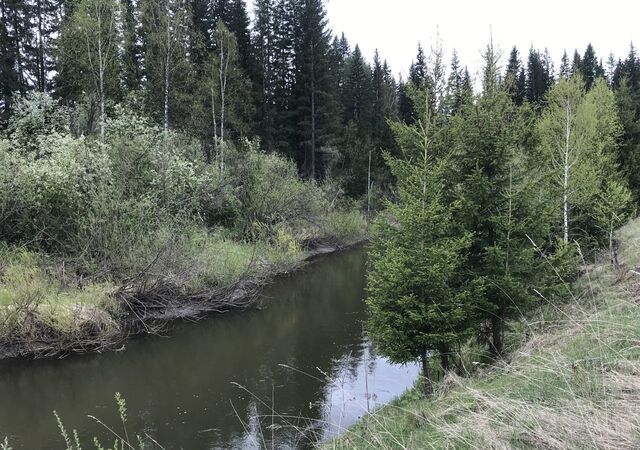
[327,219,640,449]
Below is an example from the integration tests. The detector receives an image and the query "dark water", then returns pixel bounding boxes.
[0,247,418,449]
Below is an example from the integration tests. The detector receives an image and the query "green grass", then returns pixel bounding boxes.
[0,209,367,353]
[327,219,640,450]
[0,248,118,341]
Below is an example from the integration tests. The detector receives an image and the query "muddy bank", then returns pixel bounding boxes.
[0,238,366,361]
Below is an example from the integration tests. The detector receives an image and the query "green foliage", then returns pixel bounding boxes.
[367,99,477,393]
[236,144,327,237]
[0,94,365,353]
[3,93,69,154]
[0,247,118,341]
[537,76,633,248]
[330,218,640,450]
[54,393,148,450]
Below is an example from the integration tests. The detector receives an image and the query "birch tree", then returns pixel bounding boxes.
[538,76,631,247]
[60,0,120,139]
[538,77,586,244]
[208,20,249,172]
[141,0,189,134]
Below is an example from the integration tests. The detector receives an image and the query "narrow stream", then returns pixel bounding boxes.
[0,247,418,449]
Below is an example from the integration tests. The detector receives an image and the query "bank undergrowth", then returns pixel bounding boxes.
[327,218,640,449]
[0,94,367,359]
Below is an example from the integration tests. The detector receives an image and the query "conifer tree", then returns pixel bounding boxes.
[340,44,374,196]
[526,48,553,105]
[482,38,501,95]
[188,0,212,67]
[342,45,372,132]
[32,0,60,93]
[581,43,605,90]
[409,43,429,88]
[451,84,540,355]
[505,46,525,105]
[270,0,296,155]
[252,0,276,149]
[572,50,582,77]
[291,0,336,179]
[226,0,254,78]
[430,36,446,113]
[367,96,475,394]
[559,50,572,80]
[445,50,473,115]
[122,0,143,92]
[614,63,640,201]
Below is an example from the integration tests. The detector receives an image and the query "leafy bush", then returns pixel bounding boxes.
[0,95,365,306]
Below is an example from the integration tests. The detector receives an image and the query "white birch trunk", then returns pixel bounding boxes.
[563,98,572,245]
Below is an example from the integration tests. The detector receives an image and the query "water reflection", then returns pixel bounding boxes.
[0,247,418,449]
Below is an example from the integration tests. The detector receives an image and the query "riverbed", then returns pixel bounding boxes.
[0,247,418,449]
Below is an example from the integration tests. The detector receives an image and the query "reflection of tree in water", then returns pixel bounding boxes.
[0,247,415,450]
[219,248,371,449]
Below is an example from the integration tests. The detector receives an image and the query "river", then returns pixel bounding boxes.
[0,246,418,449]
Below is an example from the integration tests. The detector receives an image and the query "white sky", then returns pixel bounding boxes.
[325,0,639,81]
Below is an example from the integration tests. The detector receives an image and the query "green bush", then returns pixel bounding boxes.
[0,94,365,281]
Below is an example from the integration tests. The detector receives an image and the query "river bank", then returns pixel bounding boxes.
[328,218,640,449]
[0,245,417,450]
[0,227,367,361]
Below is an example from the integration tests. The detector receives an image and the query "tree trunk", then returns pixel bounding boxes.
[440,350,450,373]
[563,98,572,245]
[36,0,45,92]
[367,148,372,214]
[610,217,620,270]
[490,315,504,357]
[211,86,218,165]
[163,11,171,136]
[421,353,433,396]
[310,77,316,180]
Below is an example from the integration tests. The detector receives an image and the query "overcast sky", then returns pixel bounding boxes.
[324,0,639,80]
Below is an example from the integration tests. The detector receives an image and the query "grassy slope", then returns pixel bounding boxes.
[329,219,640,449]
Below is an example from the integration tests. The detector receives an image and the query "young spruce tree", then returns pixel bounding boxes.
[367,93,476,395]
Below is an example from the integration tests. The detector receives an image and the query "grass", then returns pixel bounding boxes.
[0,248,118,338]
[0,209,367,357]
[327,219,640,449]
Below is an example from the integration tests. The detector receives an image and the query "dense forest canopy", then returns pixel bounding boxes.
[2,0,640,200]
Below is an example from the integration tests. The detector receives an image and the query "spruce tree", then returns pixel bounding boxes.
[252,0,276,150]
[451,85,538,355]
[526,48,553,105]
[290,0,336,179]
[481,39,501,95]
[270,0,296,155]
[340,44,373,196]
[122,0,143,92]
[559,50,572,80]
[409,43,428,88]
[227,0,254,78]
[367,96,475,394]
[505,46,525,105]
[581,43,599,90]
